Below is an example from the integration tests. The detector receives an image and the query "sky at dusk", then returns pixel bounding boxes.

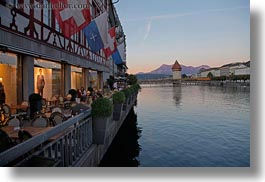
[115,0,250,74]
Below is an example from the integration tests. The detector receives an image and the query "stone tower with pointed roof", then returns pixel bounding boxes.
[172,60,182,80]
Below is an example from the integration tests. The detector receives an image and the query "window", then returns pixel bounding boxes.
[0,52,17,106]
[71,66,83,90]
[34,59,62,98]
[43,0,51,26]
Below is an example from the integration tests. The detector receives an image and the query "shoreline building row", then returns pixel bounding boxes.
[194,61,250,79]
[0,0,127,106]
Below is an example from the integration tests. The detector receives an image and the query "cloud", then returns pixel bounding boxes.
[143,19,152,42]
[134,6,248,46]
[123,6,248,23]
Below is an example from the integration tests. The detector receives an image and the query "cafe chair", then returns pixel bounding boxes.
[7,115,22,127]
[50,112,65,126]
[18,130,33,143]
[21,101,29,109]
[31,114,49,128]
[0,129,14,153]
[41,99,47,107]
[2,104,11,118]
[52,107,62,113]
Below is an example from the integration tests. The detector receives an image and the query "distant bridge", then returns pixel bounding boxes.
[139,78,210,85]
[139,79,250,87]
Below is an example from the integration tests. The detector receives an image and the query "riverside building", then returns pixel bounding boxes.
[0,0,127,106]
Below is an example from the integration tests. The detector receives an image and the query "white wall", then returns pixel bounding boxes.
[235,67,250,76]
[173,71,181,80]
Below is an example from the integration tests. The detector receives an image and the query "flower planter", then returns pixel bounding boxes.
[91,98,113,145]
[122,98,129,111]
[92,116,111,145]
[113,103,123,121]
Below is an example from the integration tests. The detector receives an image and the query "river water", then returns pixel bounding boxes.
[100,85,250,167]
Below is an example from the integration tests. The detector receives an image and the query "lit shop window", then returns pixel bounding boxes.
[34,59,61,99]
[71,66,83,90]
[0,51,17,106]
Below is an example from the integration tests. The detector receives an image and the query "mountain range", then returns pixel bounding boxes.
[136,64,210,80]
[138,64,211,75]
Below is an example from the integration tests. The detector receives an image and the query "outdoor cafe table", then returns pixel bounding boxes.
[10,105,28,114]
[2,126,74,142]
[1,126,53,140]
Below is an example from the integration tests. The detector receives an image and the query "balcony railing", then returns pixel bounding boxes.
[0,110,92,167]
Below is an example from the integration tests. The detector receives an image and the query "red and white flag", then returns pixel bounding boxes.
[103,27,117,58]
[50,0,91,38]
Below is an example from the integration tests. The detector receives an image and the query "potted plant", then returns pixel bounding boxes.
[121,89,131,111]
[91,98,113,144]
[112,91,125,121]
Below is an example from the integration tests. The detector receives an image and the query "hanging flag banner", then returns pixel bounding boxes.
[112,42,125,65]
[50,0,91,38]
[104,27,117,58]
[83,12,108,53]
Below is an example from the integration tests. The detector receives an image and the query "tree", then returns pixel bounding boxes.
[127,74,138,85]
[182,74,188,79]
[207,72,214,80]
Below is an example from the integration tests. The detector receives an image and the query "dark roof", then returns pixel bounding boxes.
[244,61,250,67]
[221,62,244,68]
[172,60,182,70]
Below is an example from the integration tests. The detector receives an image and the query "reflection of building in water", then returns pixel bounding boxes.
[173,86,182,106]
[100,108,142,167]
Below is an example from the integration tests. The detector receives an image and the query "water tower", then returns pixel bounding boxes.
[172,60,182,80]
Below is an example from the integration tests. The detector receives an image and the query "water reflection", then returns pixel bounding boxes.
[173,86,182,106]
[99,108,142,167]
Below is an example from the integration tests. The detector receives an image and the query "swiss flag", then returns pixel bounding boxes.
[50,0,91,38]
[103,27,117,58]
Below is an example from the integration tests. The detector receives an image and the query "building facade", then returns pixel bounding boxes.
[0,0,126,106]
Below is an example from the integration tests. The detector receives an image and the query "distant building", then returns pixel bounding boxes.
[234,61,250,76]
[196,61,250,79]
[219,62,251,77]
[199,68,220,78]
[172,60,182,80]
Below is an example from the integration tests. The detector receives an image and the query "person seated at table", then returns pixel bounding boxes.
[80,87,87,102]
[96,89,103,98]
[71,102,90,116]
[68,89,77,102]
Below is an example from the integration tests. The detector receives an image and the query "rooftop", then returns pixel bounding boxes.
[172,60,182,71]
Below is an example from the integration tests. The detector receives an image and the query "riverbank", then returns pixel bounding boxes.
[140,80,250,88]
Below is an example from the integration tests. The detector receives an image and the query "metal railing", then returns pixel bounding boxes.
[0,110,92,167]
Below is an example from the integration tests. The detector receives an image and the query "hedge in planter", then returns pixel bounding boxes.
[112,92,125,121]
[91,98,113,118]
[121,88,132,110]
[91,98,113,144]
[113,92,125,105]
[121,88,131,100]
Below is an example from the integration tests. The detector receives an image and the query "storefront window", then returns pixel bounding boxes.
[71,66,82,90]
[34,59,61,99]
[89,71,98,89]
[0,51,17,106]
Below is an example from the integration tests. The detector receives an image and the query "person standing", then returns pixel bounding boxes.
[0,85,6,105]
[80,87,87,102]
[37,69,45,97]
